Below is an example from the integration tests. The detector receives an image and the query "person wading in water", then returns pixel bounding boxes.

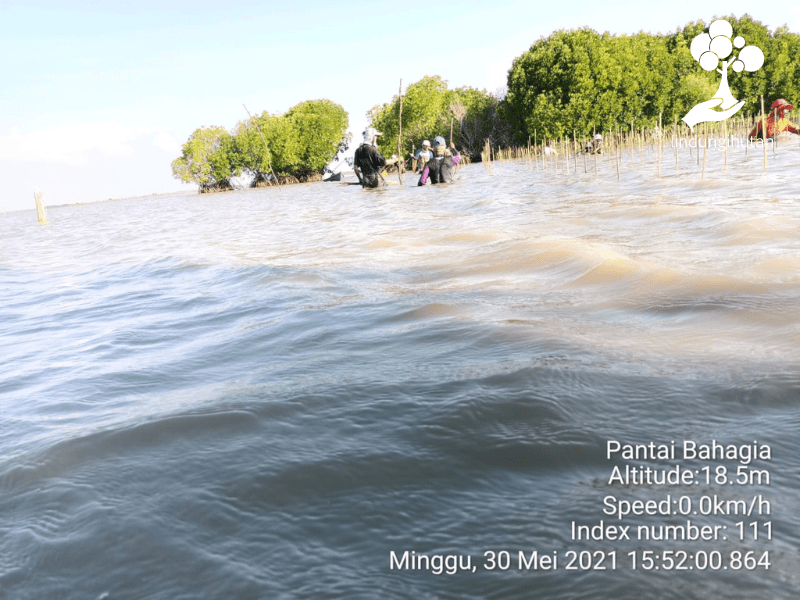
[412,140,433,172]
[749,99,800,140]
[354,128,398,188]
[418,136,461,185]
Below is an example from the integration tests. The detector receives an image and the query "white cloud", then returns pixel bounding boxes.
[0,122,177,166]
[485,48,524,94]
[153,131,181,155]
[789,8,800,33]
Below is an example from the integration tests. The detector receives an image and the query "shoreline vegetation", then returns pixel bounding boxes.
[482,112,794,180]
[171,14,798,193]
[171,99,349,193]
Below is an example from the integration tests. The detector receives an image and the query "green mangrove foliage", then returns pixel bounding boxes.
[233,112,300,185]
[172,99,348,190]
[369,76,511,159]
[286,99,349,175]
[171,126,238,192]
[503,16,799,141]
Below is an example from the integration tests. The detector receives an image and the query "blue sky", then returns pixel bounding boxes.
[2,1,798,212]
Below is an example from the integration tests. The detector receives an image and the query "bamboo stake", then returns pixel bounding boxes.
[449,116,453,147]
[695,125,699,166]
[639,127,644,165]
[528,136,533,169]
[745,114,749,158]
[658,112,663,179]
[397,79,404,184]
[34,188,47,224]
[701,122,709,179]
[582,135,587,173]
[553,139,557,173]
[772,105,777,154]
[630,122,634,163]
[555,140,559,174]
[673,115,678,172]
[760,95,768,170]
[543,137,547,171]
[723,117,728,172]
[573,130,577,173]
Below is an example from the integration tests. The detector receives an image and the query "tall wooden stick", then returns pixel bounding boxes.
[573,130,577,173]
[745,114,749,158]
[639,126,643,164]
[543,136,547,171]
[658,112,663,179]
[760,95,768,170]
[673,115,678,172]
[582,135,587,173]
[701,122,709,179]
[449,117,453,147]
[630,122,635,163]
[773,105,777,153]
[397,79,404,184]
[723,117,728,171]
[34,188,47,224]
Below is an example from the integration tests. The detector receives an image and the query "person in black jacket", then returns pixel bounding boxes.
[354,128,397,188]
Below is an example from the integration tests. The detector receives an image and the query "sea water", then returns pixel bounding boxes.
[1,141,799,599]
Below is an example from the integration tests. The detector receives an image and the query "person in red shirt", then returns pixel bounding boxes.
[749,98,800,140]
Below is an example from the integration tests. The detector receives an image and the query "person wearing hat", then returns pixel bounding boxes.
[749,99,799,140]
[418,136,461,185]
[354,127,398,188]
[584,133,603,155]
[412,140,433,173]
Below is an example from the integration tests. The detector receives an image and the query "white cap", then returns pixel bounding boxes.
[594,134,603,140]
[422,139,431,147]
[363,127,382,143]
